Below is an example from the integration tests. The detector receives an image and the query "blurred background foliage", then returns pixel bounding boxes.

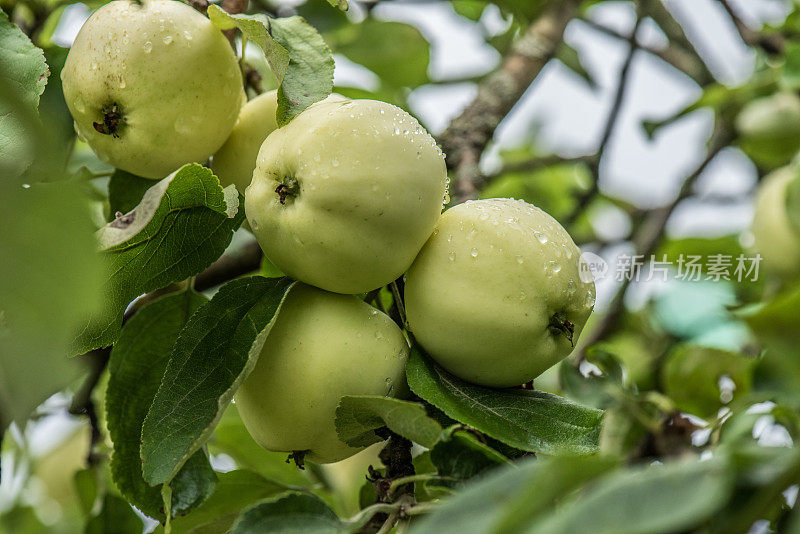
[2,0,800,532]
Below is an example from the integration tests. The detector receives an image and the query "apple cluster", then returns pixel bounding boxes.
[62,0,596,463]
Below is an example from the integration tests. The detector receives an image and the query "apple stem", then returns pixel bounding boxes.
[275,177,299,204]
[548,312,575,347]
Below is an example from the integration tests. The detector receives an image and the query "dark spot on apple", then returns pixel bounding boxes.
[93,102,123,138]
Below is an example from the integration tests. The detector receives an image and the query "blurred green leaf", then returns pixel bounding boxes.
[662,345,755,418]
[406,349,603,455]
[0,8,47,179]
[166,470,284,534]
[85,494,143,534]
[452,1,486,21]
[480,155,591,221]
[332,19,429,88]
[0,506,49,534]
[74,468,99,518]
[0,181,103,428]
[740,282,800,400]
[411,455,616,534]
[73,164,244,354]
[107,291,216,521]
[141,277,294,486]
[527,455,734,534]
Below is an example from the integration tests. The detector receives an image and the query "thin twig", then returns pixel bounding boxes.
[563,12,644,227]
[577,123,733,359]
[716,0,784,54]
[580,19,713,85]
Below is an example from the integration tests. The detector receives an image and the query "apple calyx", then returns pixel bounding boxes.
[548,312,575,347]
[287,450,308,469]
[275,177,300,205]
[93,103,123,137]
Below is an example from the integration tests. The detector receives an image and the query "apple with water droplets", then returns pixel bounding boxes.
[245,98,448,294]
[234,283,409,464]
[404,198,596,387]
[212,91,346,192]
[61,0,245,179]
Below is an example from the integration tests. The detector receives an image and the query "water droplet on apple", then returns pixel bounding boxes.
[183,30,193,40]
[470,248,478,258]
[534,231,548,244]
[163,35,173,45]
[516,255,524,265]
[143,41,153,53]
[448,251,456,261]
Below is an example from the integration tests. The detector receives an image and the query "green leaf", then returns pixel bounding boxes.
[335,395,443,449]
[428,428,509,488]
[141,277,294,486]
[107,169,157,220]
[411,455,616,534]
[325,0,348,11]
[406,349,603,455]
[85,494,143,534]
[739,283,800,400]
[167,470,285,534]
[107,290,216,520]
[662,345,754,418]
[0,8,47,179]
[73,163,244,354]
[526,456,734,534]
[73,468,99,518]
[0,181,104,428]
[331,20,429,88]
[208,6,334,125]
[231,492,347,534]
[452,1,486,21]
[783,40,800,90]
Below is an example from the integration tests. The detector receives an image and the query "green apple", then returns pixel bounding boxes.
[751,166,800,279]
[405,198,595,388]
[245,98,448,294]
[61,0,245,179]
[234,283,409,464]
[212,91,346,192]
[736,92,800,169]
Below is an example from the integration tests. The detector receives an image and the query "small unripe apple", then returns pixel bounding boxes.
[61,0,245,179]
[405,198,595,388]
[245,98,448,294]
[212,91,345,192]
[736,92,800,169]
[234,283,409,464]
[750,166,800,279]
